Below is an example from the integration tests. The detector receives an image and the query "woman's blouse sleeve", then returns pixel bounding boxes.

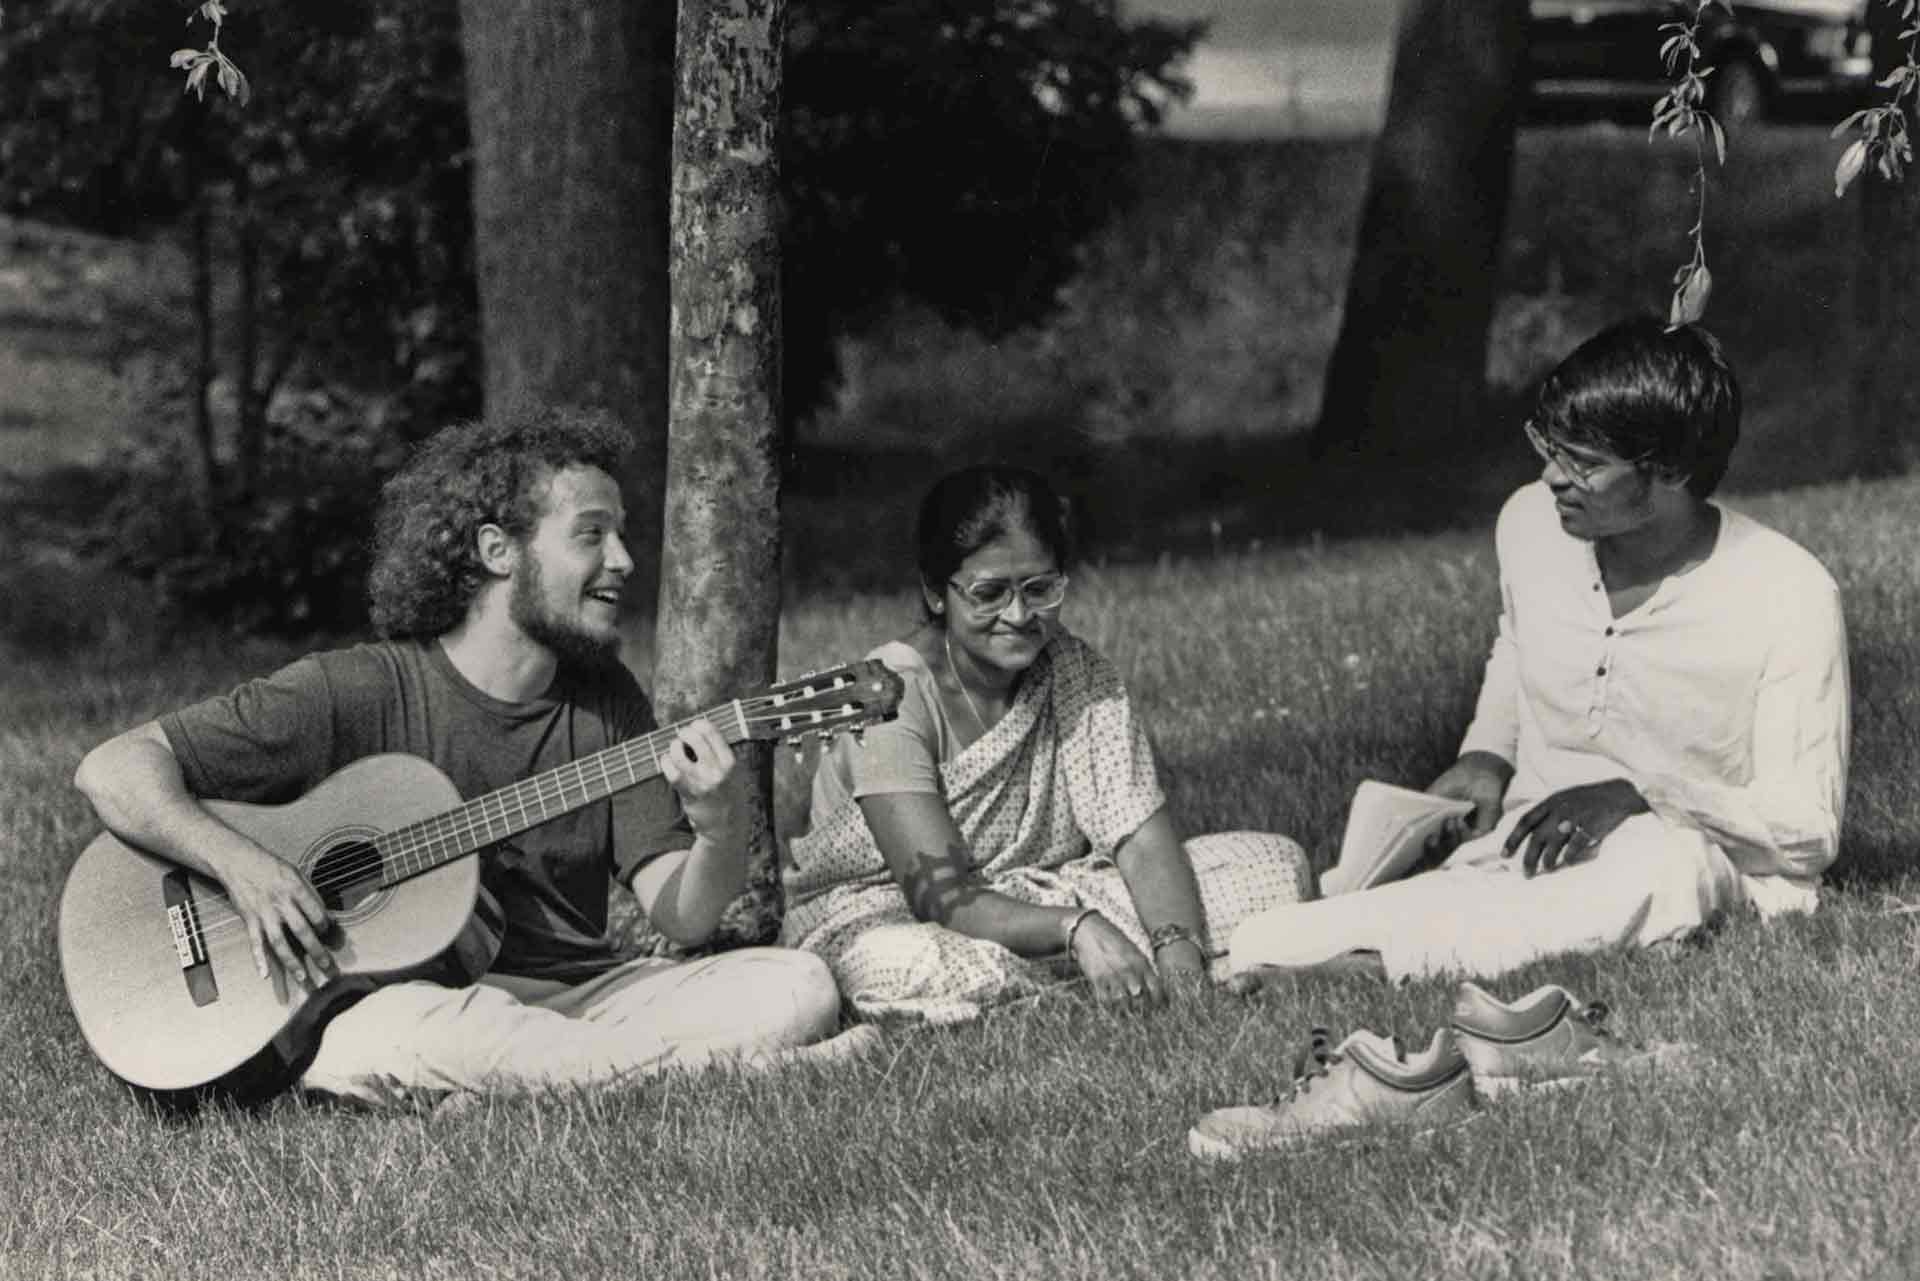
[834,655,946,799]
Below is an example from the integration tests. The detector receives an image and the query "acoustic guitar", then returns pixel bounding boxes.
[58,660,902,1095]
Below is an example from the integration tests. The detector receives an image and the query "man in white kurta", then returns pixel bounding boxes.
[1230,319,1850,983]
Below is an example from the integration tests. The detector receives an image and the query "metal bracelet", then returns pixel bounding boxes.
[1148,922,1200,954]
[1062,907,1099,957]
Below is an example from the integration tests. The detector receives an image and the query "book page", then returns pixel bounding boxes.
[1320,780,1475,897]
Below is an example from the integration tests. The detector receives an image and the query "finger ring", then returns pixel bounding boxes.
[1556,819,1575,835]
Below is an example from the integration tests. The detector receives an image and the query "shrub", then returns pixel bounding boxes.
[85,388,409,635]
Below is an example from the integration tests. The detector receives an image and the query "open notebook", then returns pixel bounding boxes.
[1319,780,1475,897]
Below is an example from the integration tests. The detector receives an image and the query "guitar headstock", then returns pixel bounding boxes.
[743,659,904,751]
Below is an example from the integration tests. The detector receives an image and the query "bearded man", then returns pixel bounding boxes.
[74,408,868,1103]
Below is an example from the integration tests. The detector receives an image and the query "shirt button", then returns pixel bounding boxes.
[1604,626,1614,636]
[1595,665,1606,676]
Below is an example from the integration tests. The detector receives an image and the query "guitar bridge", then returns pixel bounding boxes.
[166,902,204,968]
[161,870,219,1007]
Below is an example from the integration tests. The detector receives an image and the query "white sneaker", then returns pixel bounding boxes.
[1450,981,1693,1098]
[1187,1026,1478,1161]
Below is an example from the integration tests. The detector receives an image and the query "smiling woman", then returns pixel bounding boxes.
[780,465,1316,1024]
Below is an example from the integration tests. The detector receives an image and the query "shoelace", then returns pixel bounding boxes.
[1576,999,1614,1038]
[1276,1026,1409,1102]
[1273,1027,1337,1102]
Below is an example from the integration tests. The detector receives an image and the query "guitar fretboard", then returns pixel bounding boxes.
[371,701,749,885]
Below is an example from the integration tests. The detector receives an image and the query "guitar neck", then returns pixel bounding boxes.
[374,699,751,885]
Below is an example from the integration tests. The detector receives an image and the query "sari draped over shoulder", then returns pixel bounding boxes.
[782,633,1165,949]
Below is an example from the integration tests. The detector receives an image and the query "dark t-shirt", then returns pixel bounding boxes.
[159,639,693,982]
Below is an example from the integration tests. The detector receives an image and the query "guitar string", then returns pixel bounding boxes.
[110,690,885,953]
[127,702,876,955]
[165,700,866,944]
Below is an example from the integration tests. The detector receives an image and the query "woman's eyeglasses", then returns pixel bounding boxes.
[947,572,1069,616]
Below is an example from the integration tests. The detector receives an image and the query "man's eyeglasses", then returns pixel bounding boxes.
[947,572,1069,616]
[1523,420,1636,492]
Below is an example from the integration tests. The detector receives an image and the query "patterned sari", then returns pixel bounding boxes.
[781,634,1313,1024]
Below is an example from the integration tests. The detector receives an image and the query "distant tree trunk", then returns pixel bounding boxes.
[1849,4,1919,477]
[652,0,790,949]
[235,174,263,498]
[457,0,676,610]
[1311,0,1529,460]
[189,188,220,513]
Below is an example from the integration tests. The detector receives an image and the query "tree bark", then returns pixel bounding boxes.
[651,0,790,949]
[189,188,220,513]
[235,173,263,499]
[1311,0,1529,461]
[1849,5,1920,477]
[457,0,676,609]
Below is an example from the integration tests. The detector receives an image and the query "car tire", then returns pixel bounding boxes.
[1708,57,1769,128]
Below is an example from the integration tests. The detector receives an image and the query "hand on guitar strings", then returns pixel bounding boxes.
[657,718,744,846]
[222,840,336,989]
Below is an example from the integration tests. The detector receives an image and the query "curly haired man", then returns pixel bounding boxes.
[75,408,866,1104]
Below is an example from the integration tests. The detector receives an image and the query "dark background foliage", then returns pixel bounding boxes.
[0,0,1197,631]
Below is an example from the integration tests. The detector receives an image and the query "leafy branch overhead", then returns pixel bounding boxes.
[172,0,249,104]
[1651,0,1728,326]
[1833,0,1919,196]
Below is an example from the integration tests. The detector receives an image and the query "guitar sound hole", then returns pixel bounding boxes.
[311,840,385,914]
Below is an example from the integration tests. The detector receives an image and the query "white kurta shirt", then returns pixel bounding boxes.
[1457,482,1850,912]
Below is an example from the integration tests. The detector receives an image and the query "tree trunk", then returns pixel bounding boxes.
[457,0,675,610]
[1311,0,1529,461]
[189,189,221,513]
[651,0,790,950]
[235,174,263,499]
[1849,6,1920,477]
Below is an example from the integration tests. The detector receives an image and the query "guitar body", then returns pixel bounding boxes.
[58,754,479,1094]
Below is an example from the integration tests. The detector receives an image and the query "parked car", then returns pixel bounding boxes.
[1526,0,1876,125]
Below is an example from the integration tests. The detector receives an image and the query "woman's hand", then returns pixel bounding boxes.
[1068,912,1165,1006]
[1504,779,1650,876]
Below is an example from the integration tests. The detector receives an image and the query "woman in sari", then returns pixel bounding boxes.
[781,465,1314,1024]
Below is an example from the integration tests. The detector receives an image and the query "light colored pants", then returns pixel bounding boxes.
[300,947,841,1102]
[1228,810,1748,983]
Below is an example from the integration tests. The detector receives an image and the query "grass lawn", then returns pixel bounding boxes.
[4,472,1919,1280]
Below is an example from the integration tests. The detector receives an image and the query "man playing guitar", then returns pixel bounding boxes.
[72,407,870,1104]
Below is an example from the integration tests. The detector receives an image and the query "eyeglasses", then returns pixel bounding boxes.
[1523,420,1642,492]
[947,571,1069,616]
